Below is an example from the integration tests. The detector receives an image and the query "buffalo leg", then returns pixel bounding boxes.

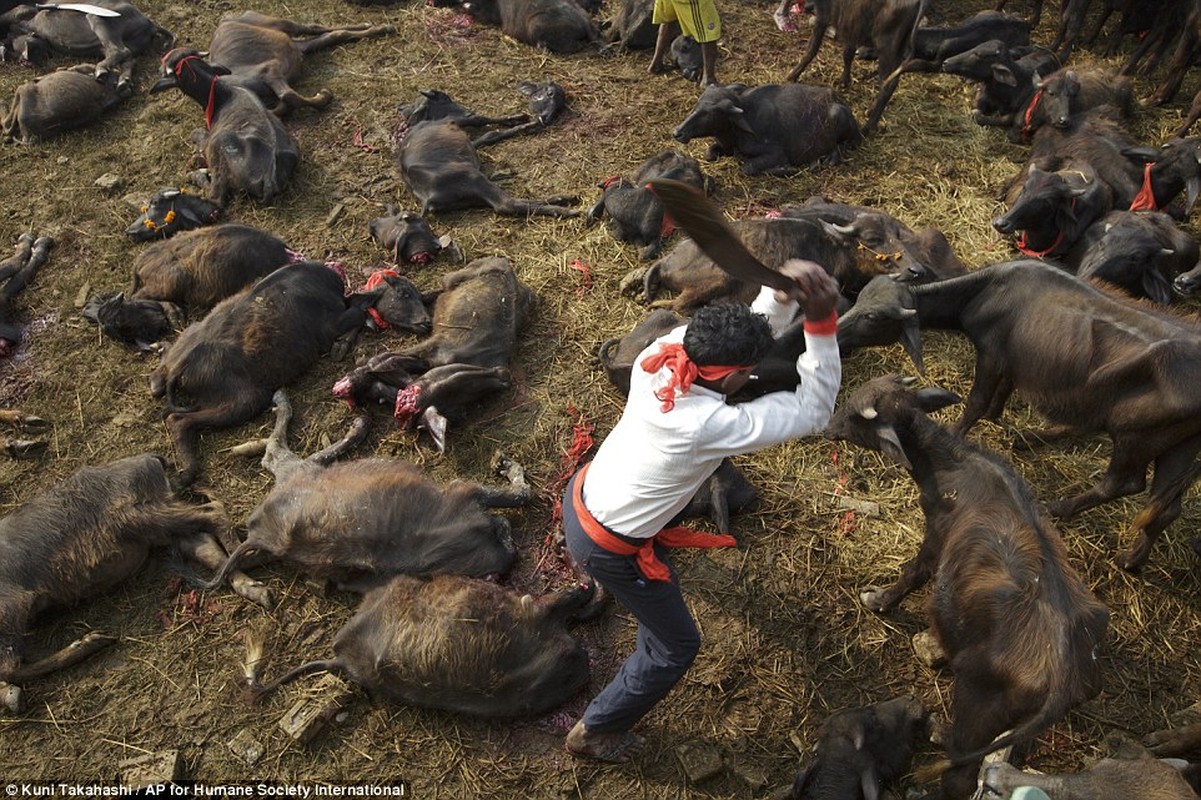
[167,391,272,488]
[308,414,370,466]
[786,20,828,82]
[0,233,33,281]
[1118,436,1201,571]
[1046,437,1151,521]
[177,525,271,608]
[1145,722,1201,758]
[225,12,377,37]
[10,631,117,682]
[863,73,903,137]
[860,528,938,612]
[942,680,1013,800]
[469,454,532,507]
[954,358,1011,435]
[838,43,855,90]
[1174,88,1201,138]
[260,390,308,483]
[292,26,396,56]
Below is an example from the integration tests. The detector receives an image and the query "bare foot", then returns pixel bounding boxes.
[565,720,645,763]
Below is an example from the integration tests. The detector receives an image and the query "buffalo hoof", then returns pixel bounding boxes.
[236,580,273,609]
[859,587,889,612]
[0,681,21,714]
[1117,537,1152,573]
[912,630,946,668]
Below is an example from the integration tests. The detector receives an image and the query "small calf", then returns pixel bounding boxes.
[1,64,122,143]
[203,391,527,597]
[459,0,604,53]
[0,453,263,712]
[243,573,596,717]
[87,224,293,347]
[398,119,578,217]
[149,261,378,486]
[827,375,1108,800]
[673,83,862,176]
[791,695,930,799]
[586,149,714,260]
[207,11,395,115]
[981,753,1198,800]
[0,0,173,94]
[153,49,299,205]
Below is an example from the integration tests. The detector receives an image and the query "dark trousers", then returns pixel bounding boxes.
[562,470,701,734]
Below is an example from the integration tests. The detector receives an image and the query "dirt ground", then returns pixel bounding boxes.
[2,0,1201,796]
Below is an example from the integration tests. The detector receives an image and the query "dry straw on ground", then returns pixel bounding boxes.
[1,0,1200,796]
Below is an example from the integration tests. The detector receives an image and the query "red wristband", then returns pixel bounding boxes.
[802,310,839,336]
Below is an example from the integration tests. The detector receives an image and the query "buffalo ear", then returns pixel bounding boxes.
[876,424,911,470]
[898,313,925,375]
[1143,268,1174,306]
[860,762,881,800]
[991,63,1017,87]
[914,387,961,413]
[791,761,815,798]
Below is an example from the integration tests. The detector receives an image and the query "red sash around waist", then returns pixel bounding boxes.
[571,463,736,581]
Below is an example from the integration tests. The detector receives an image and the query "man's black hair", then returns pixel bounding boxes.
[683,303,775,366]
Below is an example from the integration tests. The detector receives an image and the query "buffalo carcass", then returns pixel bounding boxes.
[459,0,603,53]
[627,216,931,314]
[0,232,51,358]
[826,375,1108,800]
[0,0,172,94]
[368,205,446,265]
[84,224,293,348]
[585,149,714,260]
[400,88,528,136]
[149,261,378,487]
[902,10,1031,73]
[1,64,121,143]
[981,753,1199,800]
[1065,210,1200,304]
[125,187,222,243]
[152,49,299,206]
[470,80,568,147]
[201,391,528,599]
[243,574,596,718]
[0,453,265,713]
[777,0,926,134]
[993,164,1114,260]
[206,11,394,115]
[604,0,655,49]
[0,408,46,458]
[398,119,578,217]
[836,261,1201,571]
[791,695,931,800]
[333,257,532,449]
[672,83,862,176]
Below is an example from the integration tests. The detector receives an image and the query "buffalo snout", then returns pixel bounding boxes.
[992,215,1015,235]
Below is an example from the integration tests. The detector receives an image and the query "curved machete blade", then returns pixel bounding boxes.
[35,3,123,16]
[647,178,792,292]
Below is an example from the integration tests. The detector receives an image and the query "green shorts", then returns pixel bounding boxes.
[652,0,722,43]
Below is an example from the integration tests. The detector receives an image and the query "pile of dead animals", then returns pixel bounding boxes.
[4,0,1201,796]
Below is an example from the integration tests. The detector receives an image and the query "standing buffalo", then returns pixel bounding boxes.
[837,262,1201,571]
[827,375,1108,800]
[672,83,861,176]
[777,0,927,134]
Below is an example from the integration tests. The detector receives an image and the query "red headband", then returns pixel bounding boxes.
[640,342,750,412]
